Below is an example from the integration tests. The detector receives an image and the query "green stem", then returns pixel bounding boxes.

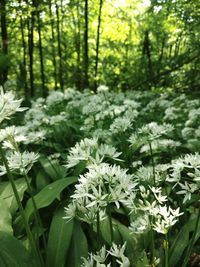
[149,141,156,186]
[23,171,47,252]
[107,205,114,243]
[182,206,200,267]
[150,227,155,267]
[164,234,169,267]
[107,205,116,267]
[96,209,100,250]
[0,147,44,267]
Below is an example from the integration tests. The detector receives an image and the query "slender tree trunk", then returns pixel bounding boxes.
[83,0,89,88]
[0,0,8,86]
[142,30,152,88]
[94,0,103,91]
[55,2,64,90]
[27,11,35,97]
[72,0,82,90]
[20,15,29,99]
[37,10,47,97]
[49,0,58,90]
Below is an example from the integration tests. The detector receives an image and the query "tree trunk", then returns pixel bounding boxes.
[37,10,47,97]
[20,14,29,99]
[0,0,8,86]
[94,0,103,91]
[27,10,35,97]
[55,1,64,90]
[83,0,89,88]
[49,0,58,90]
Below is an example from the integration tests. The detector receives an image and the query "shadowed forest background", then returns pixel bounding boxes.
[1,1,200,267]
[0,0,199,98]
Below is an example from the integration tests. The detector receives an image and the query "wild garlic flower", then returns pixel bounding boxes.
[108,243,130,267]
[140,139,180,154]
[129,122,174,149]
[5,151,39,174]
[64,163,137,223]
[66,138,121,168]
[82,243,130,267]
[97,85,109,93]
[153,206,183,234]
[176,182,198,203]
[129,214,150,234]
[0,88,27,123]
[167,153,200,202]
[0,126,26,149]
[109,117,133,134]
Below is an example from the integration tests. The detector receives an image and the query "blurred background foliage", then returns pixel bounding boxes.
[0,0,199,98]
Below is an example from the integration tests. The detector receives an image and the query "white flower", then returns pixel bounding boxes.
[177,182,198,203]
[6,151,39,174]
[97,85,109,93]
[0,87,27,123]
[64,163,137,223]
[153,206,183,234]
[108,243,130,267]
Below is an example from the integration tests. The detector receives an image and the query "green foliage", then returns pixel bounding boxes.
[0,178,28,215]
[0,232,36,267]
[46,209,74,267]
[67,221,88,267]
[25,177,77,221]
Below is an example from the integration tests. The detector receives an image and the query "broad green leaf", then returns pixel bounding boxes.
[0,231,36,267]
[46,209,74,267]
[0,178,28,215]
[169,216,200,266]
[135,251,149,267]
[116,221,138,263]
[67,221,88,267]
[39,157,66,181]
[25,177,77,221]
[100,218,122,245]
[36,170,51,191]
[0,199,13,234]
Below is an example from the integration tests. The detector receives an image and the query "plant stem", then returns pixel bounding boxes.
[164,234,169,267]
[0,147,44,267]
[150,226,155,267]
[107,205,116,267]
[96,209,100,250]
[149,141,156,186]
[23,171,47,252]
[107,205,114,243]
[182,206,200,267]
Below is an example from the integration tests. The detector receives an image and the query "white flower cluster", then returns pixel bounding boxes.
[0,87,27,123]
[167,153,200,203]
[64,163,137,223]
[82,243,130,267]
[0,88,39,175]
[66,138,122,168]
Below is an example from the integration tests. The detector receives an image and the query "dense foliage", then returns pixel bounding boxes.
[0,0,200,97]
[0,87,200,266]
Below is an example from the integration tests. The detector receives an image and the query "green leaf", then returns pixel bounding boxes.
[169,216,200,266]
[116,221,138,263]
[100,218,122,245]
[0,178,28,215]
[39,157,66,181]
[0,199,13,234]
[46,209,74,267]
[0,232,36,267]
[25,177,77,221]
[36,170,51,191]
[67,221,88,267]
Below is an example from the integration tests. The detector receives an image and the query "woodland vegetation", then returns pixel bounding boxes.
[0,1,200,267]
[0,0,199,97]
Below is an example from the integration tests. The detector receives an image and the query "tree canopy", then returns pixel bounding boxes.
[0,0,199,97]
